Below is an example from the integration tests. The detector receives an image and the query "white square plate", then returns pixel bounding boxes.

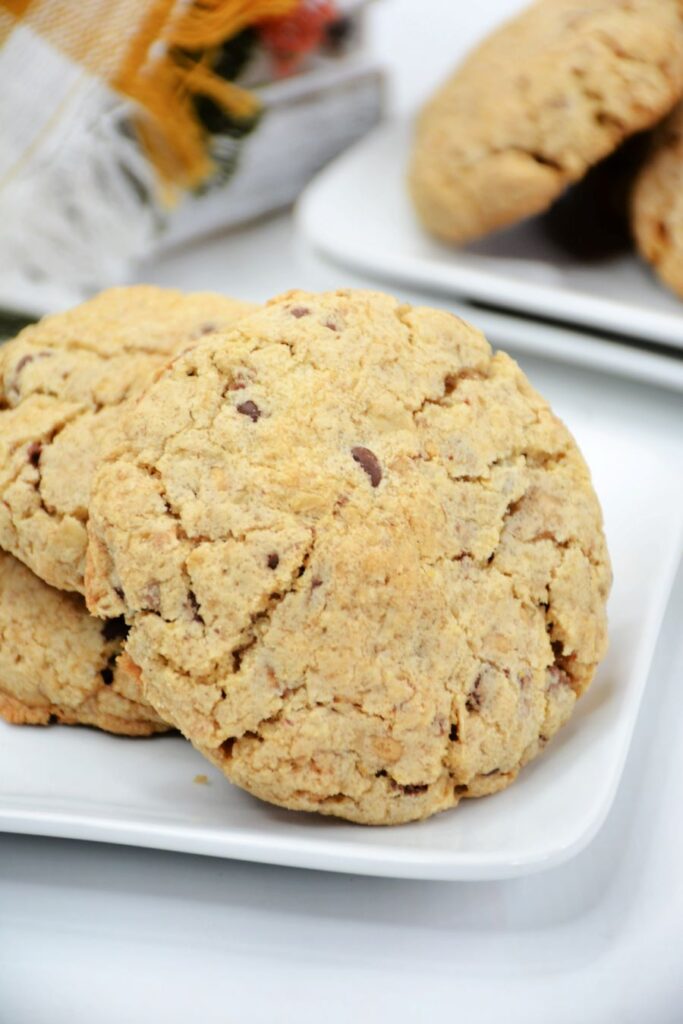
[1,387,681,880]
[297,122,683,351]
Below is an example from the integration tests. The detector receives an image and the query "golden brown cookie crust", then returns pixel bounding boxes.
[87,289,611,824]
[631,101,683,298]
[0,286,254,593]
[409,0,683,243]
[0,550,168,736]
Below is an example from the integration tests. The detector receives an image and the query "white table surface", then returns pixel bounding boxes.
[3,3,683,1020]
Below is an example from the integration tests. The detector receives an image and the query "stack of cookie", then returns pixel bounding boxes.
[1,285,611,825]
[409,0,683,299]
[0,287,253,734]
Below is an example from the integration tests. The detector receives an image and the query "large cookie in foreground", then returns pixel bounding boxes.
[409,0,683,244]
[0,286,253,593]
[86,289,611,825]
[0,550,168,735]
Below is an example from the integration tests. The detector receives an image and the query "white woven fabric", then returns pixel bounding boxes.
[0,25,158,315]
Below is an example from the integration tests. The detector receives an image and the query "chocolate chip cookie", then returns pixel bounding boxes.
[0,550,168,735]
[0,286,253,593]
[86,289,611,825]
[631,101,683,298]
[409,0,683,244]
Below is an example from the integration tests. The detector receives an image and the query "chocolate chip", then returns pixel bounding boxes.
[265,552,280,570]
[26,441,41,467]
[449,723,459,741]
[290,306,310,318]
[101,616,129,642]
[454,784,468,795]
[375,769,388,778]
[237,400,260,422]
[401,783,428,796]
[100,667,114,686]
[311,576,322,589]
[325,320,339,332]
[351,446,382,487]
[114,587,125,601]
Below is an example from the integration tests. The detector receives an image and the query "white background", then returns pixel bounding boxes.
[2,3,683,1021]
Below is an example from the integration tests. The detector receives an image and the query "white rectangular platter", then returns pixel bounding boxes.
[1,382,681,881]
[298,122,683,352]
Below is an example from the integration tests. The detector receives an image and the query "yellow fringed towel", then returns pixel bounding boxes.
[0,0,299,188]
[0,0,381,318]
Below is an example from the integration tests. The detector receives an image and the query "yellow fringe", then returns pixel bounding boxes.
[177,58,260,120]
[0,0,299,190]
[115,0,299,191]
[167,0,298,50]
[115,0,176,98]
[120,56,214,190]
[1,0,32,15]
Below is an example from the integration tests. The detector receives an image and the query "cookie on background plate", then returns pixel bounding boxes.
[631,101,683,298]
[86,289,611,825]
[0,286,254,594]
[409,0,683,244]
[0,550,168,735]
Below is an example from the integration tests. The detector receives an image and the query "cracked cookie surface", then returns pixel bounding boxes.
[0,550,168,735]
[409,0,683,244]
[86,289,611,825]
[631,101,683,298]
[0,286,253,593]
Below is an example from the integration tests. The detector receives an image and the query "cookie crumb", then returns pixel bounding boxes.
[193,774,209,785]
